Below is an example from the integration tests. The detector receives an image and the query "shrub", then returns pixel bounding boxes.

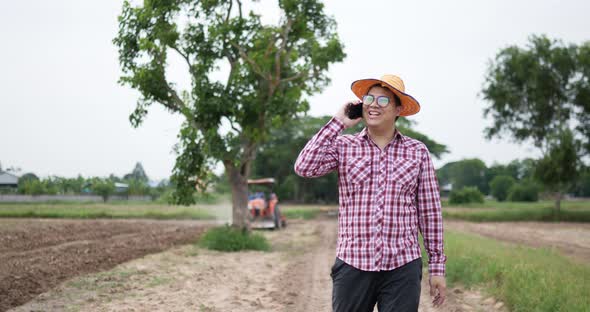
[199,225,270,252]
[449,186,485,204]
[508,181,539,202]
[489,175,516,201]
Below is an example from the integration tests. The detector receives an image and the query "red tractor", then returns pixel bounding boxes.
[248,178,286,229]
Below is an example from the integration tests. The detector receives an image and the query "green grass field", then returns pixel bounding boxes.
[437,230,590,312]
[281,205,336,220]
[442,199,590,210]
[0,203,216,220]
[442,199,590,222]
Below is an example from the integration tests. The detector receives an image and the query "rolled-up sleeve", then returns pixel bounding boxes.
[294,117,344,178]
[416,146,446,276]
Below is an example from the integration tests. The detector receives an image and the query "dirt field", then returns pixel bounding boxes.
[445,220,590,263]
[0,219,213,311]
[9,216,507,312]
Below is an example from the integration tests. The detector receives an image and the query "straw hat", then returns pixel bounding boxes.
[350,74,421,116]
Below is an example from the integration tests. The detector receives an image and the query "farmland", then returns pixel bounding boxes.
[2,201,590,311]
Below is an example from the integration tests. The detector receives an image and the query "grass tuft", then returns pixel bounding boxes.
[199,225,270,252]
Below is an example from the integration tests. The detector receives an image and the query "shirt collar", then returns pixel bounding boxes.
[359,127,404,144]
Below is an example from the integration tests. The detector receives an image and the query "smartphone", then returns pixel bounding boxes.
[346,102,363,119]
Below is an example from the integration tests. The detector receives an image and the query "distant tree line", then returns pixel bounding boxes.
[3,162,172,202]
[439,158,590,204]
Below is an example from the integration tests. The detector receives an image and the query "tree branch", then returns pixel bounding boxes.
[280,70,308,83]
[236,0,243,20]
[225,0,233,24]
[170,45,194,75]
[231,42,267,79]
[264,35,277,58]
[274,18,292,84]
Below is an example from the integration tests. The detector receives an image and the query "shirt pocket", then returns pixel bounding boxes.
[390,158,420,189]
[345,156,372,190]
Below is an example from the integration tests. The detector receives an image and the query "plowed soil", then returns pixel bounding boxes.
[0,219,210,311]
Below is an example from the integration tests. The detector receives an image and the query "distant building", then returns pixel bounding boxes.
[0,171,19,190]
[115,182,129,193]
[440,182,452,197]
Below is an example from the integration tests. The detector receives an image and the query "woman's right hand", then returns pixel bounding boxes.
[335,100,363,128]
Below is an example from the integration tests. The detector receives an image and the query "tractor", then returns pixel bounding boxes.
[247,178,286,229]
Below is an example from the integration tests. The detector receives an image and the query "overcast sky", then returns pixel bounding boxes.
[1,0,589,180]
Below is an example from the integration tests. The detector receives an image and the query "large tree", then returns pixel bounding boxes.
[114,0,345,228]
[482,35,589,212]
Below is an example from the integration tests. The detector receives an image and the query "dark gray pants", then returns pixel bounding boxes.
[331,257,422,312]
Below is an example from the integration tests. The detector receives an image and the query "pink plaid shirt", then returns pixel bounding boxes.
[294,117,446,276]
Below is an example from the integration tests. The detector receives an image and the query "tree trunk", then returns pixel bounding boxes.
[226,164,250,231]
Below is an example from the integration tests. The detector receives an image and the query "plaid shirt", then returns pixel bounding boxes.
[294,117,446,276]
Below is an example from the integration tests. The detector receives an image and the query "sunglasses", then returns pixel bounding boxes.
[362,95,390,107]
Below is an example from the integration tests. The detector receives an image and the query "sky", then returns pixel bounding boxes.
[1,0,589,180]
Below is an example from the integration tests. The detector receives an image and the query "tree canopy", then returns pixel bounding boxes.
[114,0,345,228]
[482,35,590,211]
[482,35,589,156]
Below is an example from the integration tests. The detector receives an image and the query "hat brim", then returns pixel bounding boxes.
[351,78,421,116]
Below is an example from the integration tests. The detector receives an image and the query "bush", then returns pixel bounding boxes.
[449,187,485,204]
[489,175,516,201]
[508,181,539,202]
[199,225,270,252]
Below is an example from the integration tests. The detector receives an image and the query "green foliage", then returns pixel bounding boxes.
[437,159,488,194]
[508,181,540,202]
[484,159,535,190]
[17,177,59,195]
[534,129,582,196]
[113,0,346,215]
[90,178,116,202]
[19,172,39,183]
[570,166,590,197]
[482,35,590,209]
[442,231,590,311]
[126,178,151,196]
[449,186,484,205]
[489,175,516,201]
[482,34,589,155]
[199,225,270,252]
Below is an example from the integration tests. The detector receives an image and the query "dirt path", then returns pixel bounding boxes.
[446,220,590,263]
[0,219,213,311]
[11,217,506,312]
